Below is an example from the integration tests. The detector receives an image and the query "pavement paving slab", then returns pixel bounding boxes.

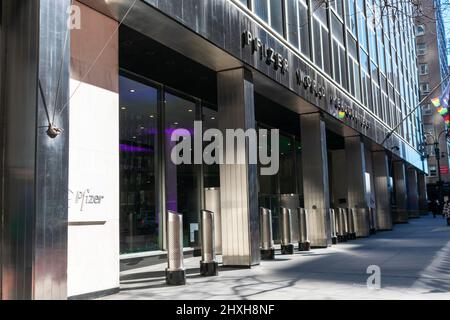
[102,215,450,300]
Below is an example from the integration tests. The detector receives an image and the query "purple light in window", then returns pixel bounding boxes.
[120,144,153,153]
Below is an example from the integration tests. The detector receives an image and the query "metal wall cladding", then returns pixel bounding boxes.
[80,0,424,170]
[300,113,331,248]
[345,136,367,208]
[352,208,370,238]
[1,0,69,300]
[417,173,429,214]
[218,68,260,267]
[406,168,420,218]
[393,161,409,223]
[372,151,393,230]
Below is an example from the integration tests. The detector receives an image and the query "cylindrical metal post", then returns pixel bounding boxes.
[336,208,347,242]
[260,207,275,259]
[280,207,294,254]
[166,211,186,285]
[205,188,222,255]
[297,208,311,251]
[200,210,219,276]
[347,208,357,240]
[330,209,338,244]
[369,207,377,235]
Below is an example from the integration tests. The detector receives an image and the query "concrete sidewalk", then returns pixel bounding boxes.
[103,215,450,300]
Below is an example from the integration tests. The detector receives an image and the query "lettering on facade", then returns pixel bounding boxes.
[243,30,288,74]
[295,69,326,99]
[69,189,105,212]
[331,97,371,130]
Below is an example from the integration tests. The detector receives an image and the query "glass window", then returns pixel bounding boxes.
[331,0,344,17]
[164,93,201,248]
[417,43,427,55]
[331,13,344,44]
[286,0,300,49]
[422,103,432,115]
[313,0,328,23]
[203,105,219,189]
[416,24,425,36]
[253,0,269,23]
[279,135,296,194]
[419,83,430,95]
[419,63,429,75]
[346,0,357,35]
[299,0,310,57]
[119,75,158,253]
[430,166,437,177]
[347,33,358,58]
[313,18,323,70]
[360,48,369,71]
[269,0,284,35]
[358,14,368,50]
[252,0,284,35]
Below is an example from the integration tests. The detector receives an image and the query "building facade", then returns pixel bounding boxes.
[0,0,428,299]
[416,0,450,198]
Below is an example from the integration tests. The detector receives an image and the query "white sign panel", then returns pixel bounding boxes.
[68,80,119,223]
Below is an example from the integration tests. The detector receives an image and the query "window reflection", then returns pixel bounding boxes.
[119,75,158,253]
[164,93,200,248]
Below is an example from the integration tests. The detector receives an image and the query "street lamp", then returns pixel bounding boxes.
[421,130,449,205]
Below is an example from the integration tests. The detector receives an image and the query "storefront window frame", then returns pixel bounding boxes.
[119,68,218,253]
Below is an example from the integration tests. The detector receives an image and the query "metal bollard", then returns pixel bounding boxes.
[260,207,275,260]
[336,208,344,243]
[166,211,186,285]
[369,207,377,235]
[347,208,357,240]
[280,207,294,254]
[337,208,348,242]
[200,210,219,276]
[330,209,338,245]
[297,208,311,251]
[205,188,222,255]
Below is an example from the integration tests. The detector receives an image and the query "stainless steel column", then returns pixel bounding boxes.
[372,151,393,230]
[393,161,409,223]
[406,167,420,218]
[300,113,331,248]
[345,136,370,237]
[218,68,260,267]
[418,172,428,215]
[1,0,70,300]
[204,188,222,255]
